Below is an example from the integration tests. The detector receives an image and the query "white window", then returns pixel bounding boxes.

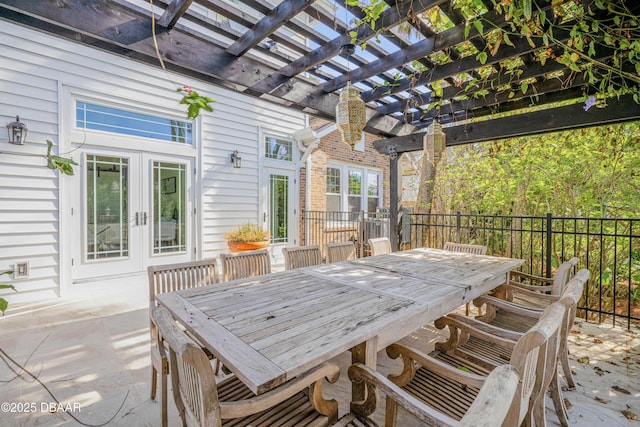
[264,135,293,161]
[326,164,382,212]
[76,102,193,144]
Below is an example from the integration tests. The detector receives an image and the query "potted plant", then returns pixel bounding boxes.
[224,223,271,252]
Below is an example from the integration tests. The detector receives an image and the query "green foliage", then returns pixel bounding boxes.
[349,0,388,46]
[224,223,271,242]
[46,140,78,176]
[453,0,640,104]
[0,270,16,315]
[433,122,640,218]
[177,85,215,119]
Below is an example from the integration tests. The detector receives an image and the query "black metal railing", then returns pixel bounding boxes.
[302,210,391,257]
[406,212,640,329]
[302,210,640,328]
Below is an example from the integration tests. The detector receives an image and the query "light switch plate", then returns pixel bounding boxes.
[14,261,29,279]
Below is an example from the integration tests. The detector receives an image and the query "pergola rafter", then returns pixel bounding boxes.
[0,0,637,139]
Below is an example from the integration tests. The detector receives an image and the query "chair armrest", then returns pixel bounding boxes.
[442,313,523,341]
[386,343,488,389]
[510,271,553,284]
[508,281,554,293]
[433,314,518,351]
[219,362,340,419]
[502,284,561,303]
[473,295,545,318]
[460,364,520,427]
[348,363,460,427]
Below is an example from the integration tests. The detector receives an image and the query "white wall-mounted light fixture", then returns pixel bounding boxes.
[230,150,242,168]
[7,116,27,145]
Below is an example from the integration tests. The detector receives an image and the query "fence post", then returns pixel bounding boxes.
[360,210,365,257]
[456,211,461,243]
[545,212,553,278]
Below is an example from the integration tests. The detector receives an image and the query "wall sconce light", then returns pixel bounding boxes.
[7,116,27,145]
[230,150,242,168]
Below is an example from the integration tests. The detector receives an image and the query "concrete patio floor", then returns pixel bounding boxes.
[1,273,638,427]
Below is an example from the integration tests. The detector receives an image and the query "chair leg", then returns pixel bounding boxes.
[532,394,547,427]
[385,396,398,427]
[560,345,576,390]
[161,371,168,427]
[550,370,569,427]
[150,365,158,399]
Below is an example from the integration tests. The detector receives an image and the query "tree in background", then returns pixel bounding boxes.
[432,122,640,219]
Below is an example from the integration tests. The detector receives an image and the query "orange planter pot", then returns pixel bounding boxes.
[227,241,270,253]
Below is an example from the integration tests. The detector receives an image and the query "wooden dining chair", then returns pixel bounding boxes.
[467,269,589,427]
[152,305,340,427]
[333,363,519,427]
[325,241,357,263]
[442,242,488,314]
[148,259,219,427]
[443,241,488,255]
[367,237,392,256]
[220,249,271,281]
[475,263,585,390]
[500,257,580,306]
[282,245,323,270]
[384,301,566,427]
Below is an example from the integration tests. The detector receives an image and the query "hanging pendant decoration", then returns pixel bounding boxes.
[336,82,366,150]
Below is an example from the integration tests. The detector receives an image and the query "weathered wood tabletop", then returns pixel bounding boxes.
[157,248,524,403]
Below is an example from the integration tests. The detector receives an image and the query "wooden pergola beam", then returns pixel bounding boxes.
[226,0,314,57]
[0,0,416,137]
[158,0,194,29]
[249,0,445,94]
[374,94,640,154]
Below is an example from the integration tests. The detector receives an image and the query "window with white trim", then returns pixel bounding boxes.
[264,135,293,161]
[76,101,193,144]
[326,164,382,212]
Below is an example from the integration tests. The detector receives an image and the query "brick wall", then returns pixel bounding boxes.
[299,117,391,244]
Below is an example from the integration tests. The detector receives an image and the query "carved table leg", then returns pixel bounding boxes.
[350,337,378,417]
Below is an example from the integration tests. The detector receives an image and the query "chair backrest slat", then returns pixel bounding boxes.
[149,259,219,308]
[325,241,357,263]
[443,242,488,255]
[220,249,271,281]
[551,257,580,295]
[282,245,323,270]
[367,237,392,256]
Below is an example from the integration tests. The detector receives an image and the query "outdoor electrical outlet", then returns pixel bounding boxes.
[14,261,29,279]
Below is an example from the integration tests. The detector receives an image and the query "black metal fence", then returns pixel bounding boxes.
[406,212,640,328]
[302,210,640,328]
[302,210,391,257]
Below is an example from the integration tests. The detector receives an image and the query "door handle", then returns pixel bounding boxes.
[135,212,139,226]
[264,212,267,222]
[143,212,148,225]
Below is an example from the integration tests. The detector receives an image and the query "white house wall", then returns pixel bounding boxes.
[0,20,306,302]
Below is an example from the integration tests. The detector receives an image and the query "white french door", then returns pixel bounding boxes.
[72,149,194,280]
[261,168,296,265]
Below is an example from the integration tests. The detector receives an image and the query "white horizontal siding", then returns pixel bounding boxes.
[0,20,306,301]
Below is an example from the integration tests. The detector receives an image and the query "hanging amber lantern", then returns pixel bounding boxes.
[336,82,366,150]
[423,121,446,161]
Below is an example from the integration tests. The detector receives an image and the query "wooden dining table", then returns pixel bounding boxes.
[156,247,524,416]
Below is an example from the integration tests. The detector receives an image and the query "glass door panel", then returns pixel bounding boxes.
[269,173,289,244]
[86,155,130,259]
[261,168,295,266]
[152,162,186,254]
